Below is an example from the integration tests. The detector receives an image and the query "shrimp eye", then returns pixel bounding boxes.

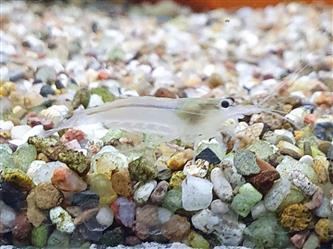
[221,99,231,108]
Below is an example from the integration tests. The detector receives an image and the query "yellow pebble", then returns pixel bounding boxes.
[169,171,186,188]
[280,204,312,232]
[315,218,333,242]
[167,149,194,171]
[294,130,304,141]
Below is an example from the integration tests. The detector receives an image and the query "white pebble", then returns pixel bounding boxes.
[96,207,114,227]
[182,175,213,211]
[210,199,229,216]
[134,180,157,204]
[210,168,233,201]
[191,209,219,234]
[50,206,75,233]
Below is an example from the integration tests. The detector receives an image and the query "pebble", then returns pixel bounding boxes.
[27,160,67,185]
[167,149,194,170]
[210,167,233,201]
[31,224,49,248]
[214,217,246,246]
[195,138,226,164]
[50,206,75,233]
[162,187,182,213]
[0,200,16,232]
[12,212,32,241]
[231,183,262,217]
[289,170,318,196]
[114,197,135,228]
[302,233,320,249]
[96,206,114,228]
[210,199,229,216]
[161,215,191,241]
[264,178,292,211]
[187,231,210,249]
[134,180,157,204]
[191,209,220,234]
[150,180,169,204]
[51,167,87,192]
[88,173,117,204]
[182,175,213,211]
[12,144,37,172]
[277,140,303,159]
[234,150,260,176]
[34,183,63,209]
[111,170,132,197]
[183,159,209,177]
[280,203,312,232]
[47,230,70,248]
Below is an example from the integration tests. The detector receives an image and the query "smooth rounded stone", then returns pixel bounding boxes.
[210,199,229,216]
[210,167,233,201]
[40,105,69,125]
[96,206,114,227]
[10,125,31,140]
[91,146,128,178]
[276,156,318,183]
[314,197,331,218]
[150,180,169,204]
[134,180,157,204]
[50,206,75,233]
[302,233,320,249]
[248,140,277,161]
[0,120,14,131]
[47,230,70,248]
[31,224,49,248]
[27,160,67,185]
[250,201,267,219]
[231,183,262,217]
[40,84,55,97]
[299,155,314,166]
[51,167,87,192]
[115,197,135,228]
[277,140,303,159]
[161,214,191,242]
[285,107,310,128]
[34,183,63,209]
[264,178,292,211]
[195,138,226,164]
[183,159,209,177]
[234,150,260,176]
[274,129,296,144]
[182,175,213,211]
[12,212,32,240]
[88,173,117,205]
[162,187,182,213]
[191,209,219,234]
[0,200,16,232]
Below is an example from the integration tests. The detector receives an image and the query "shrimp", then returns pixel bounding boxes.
[42,96,276,143]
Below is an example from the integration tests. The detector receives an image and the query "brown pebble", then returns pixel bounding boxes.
[12,212,32,240]
[161,215,191,241]
[247,159,280,195]
[154,88,177,98]
[290,231,310,249]
[208,73,224,88]
[150,180,169,204]
[111,170,132,197]
[34,183,63,209]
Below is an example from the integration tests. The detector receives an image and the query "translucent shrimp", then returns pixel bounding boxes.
[42,96,274,143]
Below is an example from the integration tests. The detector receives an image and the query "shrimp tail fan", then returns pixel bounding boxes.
[40,106,87,137]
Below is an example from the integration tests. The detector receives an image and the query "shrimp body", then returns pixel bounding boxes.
[45,96,265,142]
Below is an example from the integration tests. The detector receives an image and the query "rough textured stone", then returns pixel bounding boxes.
[161,215,191,241]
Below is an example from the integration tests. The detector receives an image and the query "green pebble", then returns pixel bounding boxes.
[47,230,70,248]
[128,156,157,182]
[231,183,262,217]
[13,144,37,172]
[248,140,277,161]
[162,187,182,213]
[99,227,125,246]
[72,88,90,109]
[90,87,115,102]
[0,145,14,170]
[244,214,289,249]
[58,149,90,175]
[187,231,210,249]
[31,224,49,248]
[234,150,260,176]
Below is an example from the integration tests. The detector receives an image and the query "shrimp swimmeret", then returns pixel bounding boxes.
[43,96,275,142]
